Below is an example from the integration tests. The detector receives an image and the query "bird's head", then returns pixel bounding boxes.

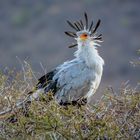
[76,30,90,43]
[65,13,102,48]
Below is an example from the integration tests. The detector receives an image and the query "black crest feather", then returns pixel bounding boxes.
[74,22,81,31]
[76,21,83,30]
[67,20,79,31]
[80,20,84,30]
[94,34,102,41]
[89,21,93,32]
[84,12,88,29]
[91,19,101,35]
[68,44,77,48]
[65,13,102,47]
[65,31,77,38]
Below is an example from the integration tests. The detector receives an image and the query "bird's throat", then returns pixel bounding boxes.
[74,41,104,69]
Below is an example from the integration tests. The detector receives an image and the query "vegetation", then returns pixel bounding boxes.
[0,62,140,140]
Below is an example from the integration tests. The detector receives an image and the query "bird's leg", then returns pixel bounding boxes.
[59,98,87,107]
[76,98,87,107]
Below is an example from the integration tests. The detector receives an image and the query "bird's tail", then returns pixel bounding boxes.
[0,88,45,121]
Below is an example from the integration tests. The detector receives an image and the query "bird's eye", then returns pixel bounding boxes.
[83,34,87,37]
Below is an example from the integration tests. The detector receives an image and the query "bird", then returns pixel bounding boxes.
[30,12,104,105]
[0,13,104,117]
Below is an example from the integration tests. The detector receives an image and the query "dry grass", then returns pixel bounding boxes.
[0,62,140,140]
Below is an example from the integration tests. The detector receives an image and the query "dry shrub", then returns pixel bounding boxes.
[0,63,140,140]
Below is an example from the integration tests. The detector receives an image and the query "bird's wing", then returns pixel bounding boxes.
[53,59,96,103]
[36,70,58,93]
[34,59,96,103]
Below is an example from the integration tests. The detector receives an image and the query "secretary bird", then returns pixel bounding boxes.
[0,13,104,117]
[31,12,104,105]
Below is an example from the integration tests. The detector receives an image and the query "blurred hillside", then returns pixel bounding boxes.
[0,0,140,92]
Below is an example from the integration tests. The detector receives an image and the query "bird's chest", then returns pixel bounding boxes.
[84,53,103,76]
[81,47,97,67]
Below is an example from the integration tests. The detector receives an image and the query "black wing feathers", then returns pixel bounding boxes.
[36,70,57,92]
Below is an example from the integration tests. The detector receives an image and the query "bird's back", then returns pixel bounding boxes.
[43,59,95,103]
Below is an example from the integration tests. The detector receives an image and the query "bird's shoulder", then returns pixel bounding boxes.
[53,59,95,87]
[36,70,56,89]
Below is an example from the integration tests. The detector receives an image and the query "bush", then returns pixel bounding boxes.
[0,63,140,140]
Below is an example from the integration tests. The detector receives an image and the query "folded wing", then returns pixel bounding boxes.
[53,59,96,103]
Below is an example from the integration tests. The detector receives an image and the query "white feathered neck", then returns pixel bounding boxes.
[74,40,104,70]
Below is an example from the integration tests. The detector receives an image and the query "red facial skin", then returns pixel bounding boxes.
[80,33,88,40]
